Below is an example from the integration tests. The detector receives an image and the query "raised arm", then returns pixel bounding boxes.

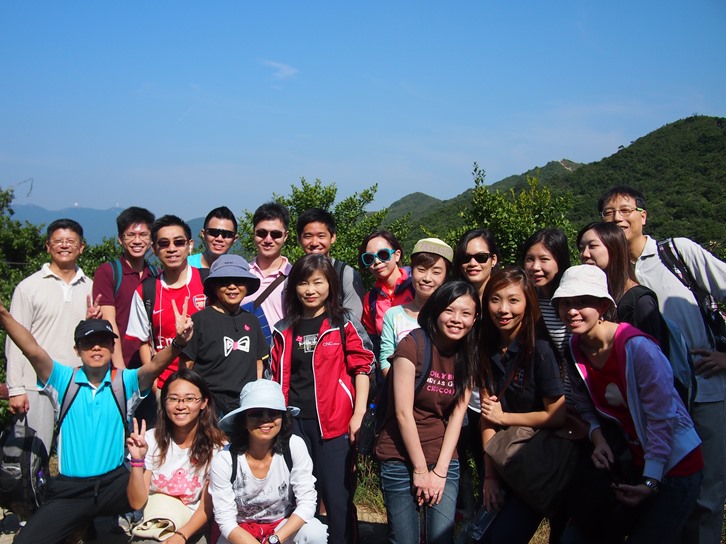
[137,297,193,391]
[0,297,53,384]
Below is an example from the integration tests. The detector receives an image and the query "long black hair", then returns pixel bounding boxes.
[417,280,480,403]
[283,254,346,330]
[155,368,226,470]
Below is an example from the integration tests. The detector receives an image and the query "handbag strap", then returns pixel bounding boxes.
[496,357,521,399]
[251,273,287,310]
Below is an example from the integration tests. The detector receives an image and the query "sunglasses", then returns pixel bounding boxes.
[205,228,236,239]
[463,252,492,264]
[255,229,285,240]
[361,248,396,267]
[246,408,284,419]
[156,238,189,249]
[216,278,250,288]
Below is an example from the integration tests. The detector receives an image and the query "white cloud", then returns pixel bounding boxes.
[261,60,299,80]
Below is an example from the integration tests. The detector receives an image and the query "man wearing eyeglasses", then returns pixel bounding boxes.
[599,185,726,544]
[126,215,207,395]
[92,207,158,370]
[188,206,239,269]
[241,202,292,345]
[5,218,93,460]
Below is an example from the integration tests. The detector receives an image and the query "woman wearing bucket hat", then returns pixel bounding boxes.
[127,368,226,544]
[179,255,269,416]
[209,379,327,544]
[552,265,703,544]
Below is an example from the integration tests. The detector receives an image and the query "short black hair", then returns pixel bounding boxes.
[116,207,155,237]
[46,218,83,241]
[151,215,192,242]
[296,208,336,238]
[253,202,290,230]
[597,185,647,213]
[203,206,238,231]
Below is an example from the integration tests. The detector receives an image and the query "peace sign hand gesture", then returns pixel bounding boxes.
[172,297,193,347]
[85,294,103,320]
[126,418,149,460]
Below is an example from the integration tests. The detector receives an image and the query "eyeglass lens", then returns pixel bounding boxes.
[361,248,395,267]
[464,252,491,264]
[255,229,284,240]
[206,228,236,239]
[156,238,188,249]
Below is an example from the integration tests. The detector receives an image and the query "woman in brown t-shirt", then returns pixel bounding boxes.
[375,281,479,544]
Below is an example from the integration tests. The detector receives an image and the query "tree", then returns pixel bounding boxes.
[448,164,576,265]
[238,178,410,286]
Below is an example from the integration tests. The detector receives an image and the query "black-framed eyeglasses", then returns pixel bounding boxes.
[255,229,285,240]
[165,396,202,406]
[463,252,492,264]
[156,238,189,249]
[361,248,396,267]
[205,228,237,239]
[246,408,284,419]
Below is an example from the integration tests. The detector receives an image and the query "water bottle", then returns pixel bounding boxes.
[456,492,505,544]
[356,404,377,456]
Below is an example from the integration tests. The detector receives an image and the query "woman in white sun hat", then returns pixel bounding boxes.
[208,379,327,544]
[552,265,702,544]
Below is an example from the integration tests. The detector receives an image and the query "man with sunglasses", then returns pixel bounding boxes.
[5,218,93,463]
[188,206,239,269]
[599,185,726,544]
[126,215,208,394]
[242,202,292,345]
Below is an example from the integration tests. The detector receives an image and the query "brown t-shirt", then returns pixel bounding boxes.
[375,331,460,465]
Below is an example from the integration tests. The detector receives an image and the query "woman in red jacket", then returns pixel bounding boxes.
[270,254,374,544]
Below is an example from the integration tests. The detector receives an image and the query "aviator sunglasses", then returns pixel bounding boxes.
[156,238,189,249]
[361,248,396,267]
[463,252,492,264]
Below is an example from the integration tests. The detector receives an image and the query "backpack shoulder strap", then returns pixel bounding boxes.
[252,273,287,310]
[283,443,293,473]
[333,259,346,287]
[57,369,82,430]
[147,262,160,277]
[141,275,158,329]
[229,449,237,485]
[110,368,127,425]
[111,258,123,298]
[411,329,433,395]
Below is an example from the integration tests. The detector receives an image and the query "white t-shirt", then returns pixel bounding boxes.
[144,430,213,511]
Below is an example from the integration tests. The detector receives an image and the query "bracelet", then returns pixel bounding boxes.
[174,531,188,543]
[413,469,428,475]
[431,468,446,479]
[171,338,186,350]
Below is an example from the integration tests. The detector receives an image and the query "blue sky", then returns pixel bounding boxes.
[1,1,725,220]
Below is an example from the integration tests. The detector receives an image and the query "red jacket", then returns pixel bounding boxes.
[270,314,374,439]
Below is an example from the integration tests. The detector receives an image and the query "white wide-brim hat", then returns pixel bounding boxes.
[218,379,299,433]
[551,265,616,308]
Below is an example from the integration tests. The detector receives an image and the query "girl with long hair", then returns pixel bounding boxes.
[270,254,374,544]
[358,230,415,361]
[127,368,227,544]
[375,281,479,544]
[577,222,665,345]
[552,266,702,543]
[478,267,566,543]
[209,379,327,544]
[378,238,453,377]
[453,228,500,301]
[521,228,571,356]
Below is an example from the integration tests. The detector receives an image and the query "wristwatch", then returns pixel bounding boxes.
[267,535,280,544]
[642,477,661,495]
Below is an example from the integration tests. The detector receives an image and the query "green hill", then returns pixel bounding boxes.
[385,115,725,258]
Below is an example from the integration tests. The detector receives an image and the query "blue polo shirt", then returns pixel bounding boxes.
[41,362,145,477]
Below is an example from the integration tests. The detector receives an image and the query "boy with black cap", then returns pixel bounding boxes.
[0,296,193,544]
[179,254,270,415]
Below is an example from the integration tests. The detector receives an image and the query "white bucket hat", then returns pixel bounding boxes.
[218,379,299,433]
[550,265,616,308]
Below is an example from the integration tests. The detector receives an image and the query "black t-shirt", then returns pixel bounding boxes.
[489,338,564,414]
[182,307,269,414]
[288,314,326,419]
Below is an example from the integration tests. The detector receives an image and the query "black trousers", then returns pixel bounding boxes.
[14,465,132,544]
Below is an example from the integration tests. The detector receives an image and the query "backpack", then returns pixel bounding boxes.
[0,418,50,518]
[57,367,129,430]
[618,286,696,408]
[332,259,365,307]
[110,258,160,297]
[657,238,726,352]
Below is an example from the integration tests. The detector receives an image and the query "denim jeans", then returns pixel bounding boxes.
[380,460,459,544]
